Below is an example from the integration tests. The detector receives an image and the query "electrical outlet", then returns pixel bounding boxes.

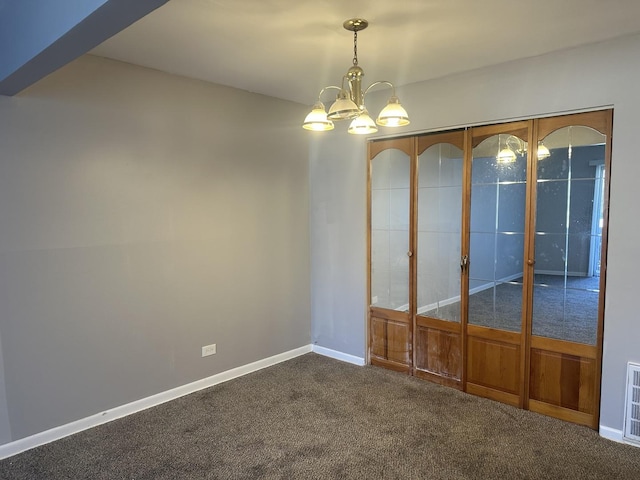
[372,295,378,304]
[201,344,216,357]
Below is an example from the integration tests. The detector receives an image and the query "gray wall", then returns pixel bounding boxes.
[309,32,640,433]
[0,55,311,443]
[309,134,367,356]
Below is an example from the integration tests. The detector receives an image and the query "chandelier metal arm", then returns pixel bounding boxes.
[316,85,343,103]
[363,80,397,100]
[341,75,350,92]
[319,76,353,99]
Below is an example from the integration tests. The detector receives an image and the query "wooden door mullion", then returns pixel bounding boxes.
[460,128,473,390]
[409,136,418,374]
[520,119,538,409]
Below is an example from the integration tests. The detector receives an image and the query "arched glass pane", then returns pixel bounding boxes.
[469,134,527,331]
[371,148,410,310]
[417,143,463,321]
[532,126,606,345]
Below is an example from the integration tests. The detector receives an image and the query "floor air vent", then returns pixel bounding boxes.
[624,362,640,445]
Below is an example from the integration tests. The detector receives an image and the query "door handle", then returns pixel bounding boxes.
[460,255,469,272]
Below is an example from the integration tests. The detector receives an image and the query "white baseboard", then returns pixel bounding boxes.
[0,345,313,460]
[312,345,365,366]
[600,425,640,447]
[599,425,624,443]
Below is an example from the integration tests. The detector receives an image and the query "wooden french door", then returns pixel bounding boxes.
[465,121,533,408]
[413,131,466,389]
[526,111,611,428]
[367,110,612,429]
[368,137,414,373]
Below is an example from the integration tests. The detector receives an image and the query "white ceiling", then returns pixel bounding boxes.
[91,0,640,106]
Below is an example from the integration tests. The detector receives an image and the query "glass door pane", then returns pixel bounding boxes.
[469,134,527,331]
[532,126,606,345]
[417,143,463,321]
[371,148,411,310]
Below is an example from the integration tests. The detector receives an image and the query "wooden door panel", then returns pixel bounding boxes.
[415,323,462,388]
[370,317,386,359]
[387,319,411,364]
[529,349,596,414]
[528,400,594,427]
[578,360,597,414]
[370,311,411,372]
[467,336,520,396]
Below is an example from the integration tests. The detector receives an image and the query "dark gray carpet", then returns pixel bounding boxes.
[1,353,638,479]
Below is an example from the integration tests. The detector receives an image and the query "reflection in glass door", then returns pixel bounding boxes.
[468,133,527,331]
[531,126,605,345]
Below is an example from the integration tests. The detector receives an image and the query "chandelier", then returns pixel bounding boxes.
[302,18,410,135]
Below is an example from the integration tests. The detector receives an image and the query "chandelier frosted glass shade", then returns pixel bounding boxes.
[376,96,410,127]
[327,91,360,121]
[348,109,378,135]
[302,102,335,131]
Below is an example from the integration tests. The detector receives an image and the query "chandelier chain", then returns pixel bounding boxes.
[352,31,358,66]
